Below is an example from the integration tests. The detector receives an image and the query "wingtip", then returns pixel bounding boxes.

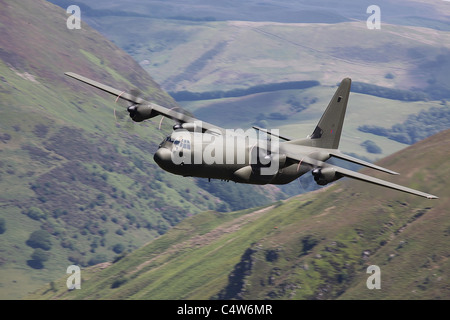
[426,195,439,200]
[385,169,400,175]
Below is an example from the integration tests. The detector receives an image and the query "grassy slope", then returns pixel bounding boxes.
[28,129,449,300]
[5,0,448,299]
[0,0,184,299]
[0,0,282,299]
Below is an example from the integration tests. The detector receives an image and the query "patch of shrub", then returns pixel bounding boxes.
[23,207,47,220]
[0,217,6,234]
[26,230,52,250]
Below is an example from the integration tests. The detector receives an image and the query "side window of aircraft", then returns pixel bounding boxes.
[182,140,190,150]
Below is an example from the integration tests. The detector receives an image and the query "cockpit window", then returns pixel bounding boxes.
[171,137,191,150]
[161,136,174,144]
[159,136,175,148]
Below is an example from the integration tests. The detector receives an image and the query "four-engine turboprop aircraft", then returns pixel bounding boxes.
[65,72,438,199]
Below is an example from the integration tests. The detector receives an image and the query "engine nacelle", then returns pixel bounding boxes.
[312,167,341,186]
[173,122,200,132]
[251,148,286,175]
[128,104,158,122]
[236,148,287,184]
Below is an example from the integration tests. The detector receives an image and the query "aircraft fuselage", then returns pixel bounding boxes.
[153,129,326,185]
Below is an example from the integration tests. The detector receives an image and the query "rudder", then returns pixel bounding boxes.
[309,78,351,149]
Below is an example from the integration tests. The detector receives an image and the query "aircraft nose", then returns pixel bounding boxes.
[154,147,173,168]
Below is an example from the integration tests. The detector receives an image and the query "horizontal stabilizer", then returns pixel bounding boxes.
[329,151,399,175]
[252,126,292,141]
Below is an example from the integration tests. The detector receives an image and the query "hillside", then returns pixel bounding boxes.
[50,0,450,29]
[29,129,449,300]
[72,6,450,93]
[0,0,285,299]
[56,2,450,162]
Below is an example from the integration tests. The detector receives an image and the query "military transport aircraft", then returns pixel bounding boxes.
[65,72,438,199]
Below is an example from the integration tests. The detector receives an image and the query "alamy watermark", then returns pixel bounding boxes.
[66,265,81,290]
[366,265,381,289]
[367,5,381,30]
[66,5,81,30]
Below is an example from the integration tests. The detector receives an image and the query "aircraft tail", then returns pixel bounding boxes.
[289,78,351,149]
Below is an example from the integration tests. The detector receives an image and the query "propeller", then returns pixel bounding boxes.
[297,174,316,194]
[295,153,325,193]
[114,88,145,130]
[296,158,314,193]
[159,106,195,131]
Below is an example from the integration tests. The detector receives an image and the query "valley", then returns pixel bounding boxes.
[1,0,449,299]
[28,129,450,299]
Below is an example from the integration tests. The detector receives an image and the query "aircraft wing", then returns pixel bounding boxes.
[286,153,438,199]
[326,163,438,199]
[64,72,225,133]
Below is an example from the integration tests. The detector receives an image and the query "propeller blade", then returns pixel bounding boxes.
[160,106,195,130]
[112,87,147,130]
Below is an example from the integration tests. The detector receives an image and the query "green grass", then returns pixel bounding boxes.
[79,49,135,87]
[0,1,285,299]
[4,0,449,300]
[27,128,450,300]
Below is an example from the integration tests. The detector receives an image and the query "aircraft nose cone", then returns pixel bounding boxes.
[154,147,173,169]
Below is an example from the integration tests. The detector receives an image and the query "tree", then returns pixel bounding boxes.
[24,207,46,220]
[0,217,6,234]
[88,254,107,266]
[112,243,125,254]
[26,230,52,250]
[31,248,49,263]
[29,248,49,269]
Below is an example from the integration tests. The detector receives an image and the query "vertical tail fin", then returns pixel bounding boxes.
[308,78,351,149]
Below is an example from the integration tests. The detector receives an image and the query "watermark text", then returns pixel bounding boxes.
[66,265,81,290]
[366,5,381,30]
[66,5,81,30]
[366,265,381,289]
